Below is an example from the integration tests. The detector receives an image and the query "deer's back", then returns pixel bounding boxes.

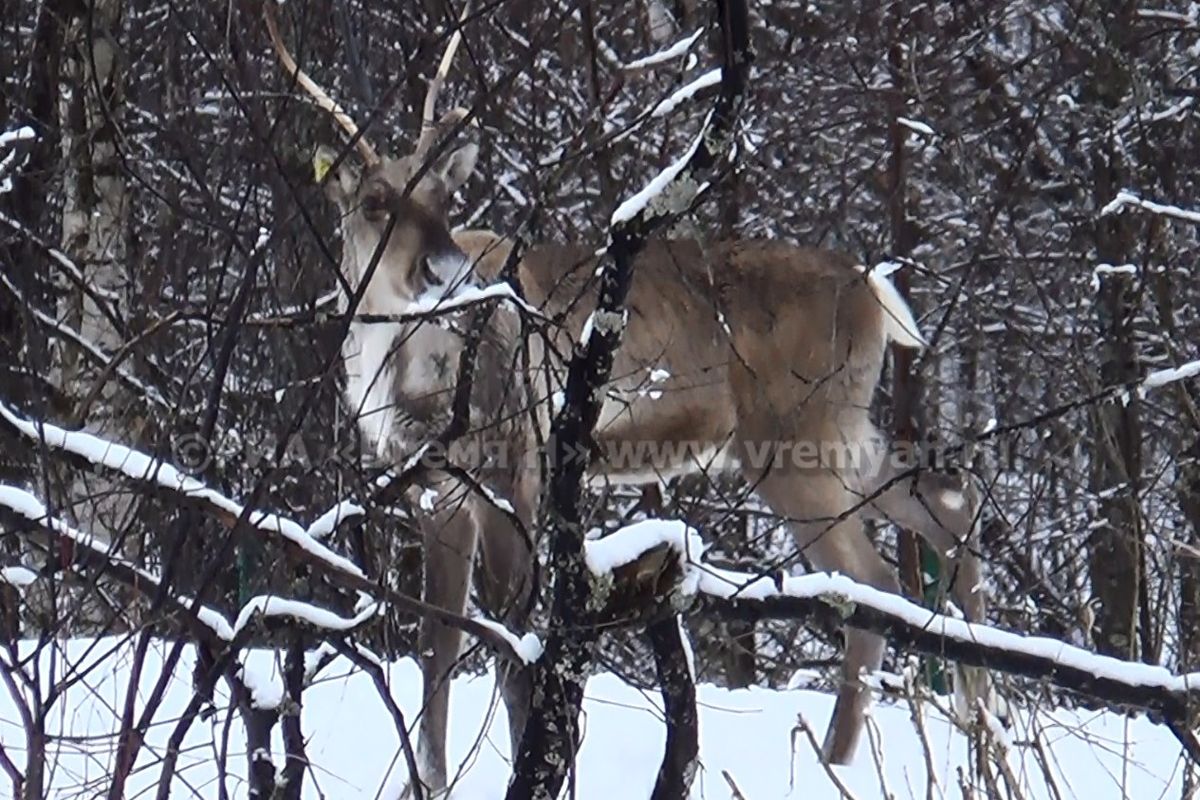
[456,232,891,475]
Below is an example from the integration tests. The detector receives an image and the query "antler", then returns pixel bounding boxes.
[413,3,473,161]
[264,1,379,165]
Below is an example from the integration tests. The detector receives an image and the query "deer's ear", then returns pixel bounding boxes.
[436,143,478,195]
[313,144,359,208]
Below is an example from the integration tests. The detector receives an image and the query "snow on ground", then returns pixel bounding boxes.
[0,637,1188,799]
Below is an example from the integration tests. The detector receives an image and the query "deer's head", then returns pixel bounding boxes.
[314,139,478,310]
[266,2,478,312]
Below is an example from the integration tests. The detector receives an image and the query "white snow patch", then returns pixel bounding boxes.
[1,565,37,587]
[611,117,709,225]
[650,68,722,118]
[580,312,595,346]
[305,501,365,540]
[1091,262,1138,291]
[303,641,339,682]
[471,617,544,664]
[233,596,379,637]
[677,615,695,680]
[240,655,285,710]
[1142,360,1200,391]
[585,519,706,596]
[897,116,935,136]
[478,484,515,514]
[624,28,705,70]
[390,281,537,319]
[1100,190,1200,224]
[0,126,35,147]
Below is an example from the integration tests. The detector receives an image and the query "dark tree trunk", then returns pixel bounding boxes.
[649,617,699,800]
[1087,141,1143,659]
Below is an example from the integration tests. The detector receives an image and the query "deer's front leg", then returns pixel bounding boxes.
[410,495,477,797]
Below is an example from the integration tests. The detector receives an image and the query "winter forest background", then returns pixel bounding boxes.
[2,0,1200,797]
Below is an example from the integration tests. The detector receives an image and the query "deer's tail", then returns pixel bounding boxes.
[864,264,926,350]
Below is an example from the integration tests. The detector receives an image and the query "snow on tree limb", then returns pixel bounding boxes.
[0,402,365,578]
[233,595,380,637]
[471,617,544,664]
[624,28,706,71]
[595,518,1200,721]
[695,565,1200,696]
[0,566,36,587]
[1100,189,1200,224]
[1142,359,1200,391]
[304,500,365,540]
[0,126,35,147]
[650,68,722,118]
[350,280,542,325]
[610,119,709,225]
[585,519,705,594]
[0,484,236,642]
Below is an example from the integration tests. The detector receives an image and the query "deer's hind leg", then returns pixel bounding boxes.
[862,464,984,620]
[752,468,901,765]
[862,462,995,720]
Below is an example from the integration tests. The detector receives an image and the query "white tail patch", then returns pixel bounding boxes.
[862,264,926,349]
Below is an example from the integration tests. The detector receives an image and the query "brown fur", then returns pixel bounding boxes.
[327,154,987,795]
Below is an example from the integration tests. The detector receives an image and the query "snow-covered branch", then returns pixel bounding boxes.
[585,515,1200,727]
[0,484,235,643]
[1142,359,1200,392]
[650,68,722,118]
[610,119,709,225]
[233,595,379,637]
[0,403,537,665]
[0,403,365,579]
[304,500,365,540]
[350,281,542,325]
[1100,189,1200,225]
[624,28,706,71]
[471,616,544,664]
[585,518,704,593]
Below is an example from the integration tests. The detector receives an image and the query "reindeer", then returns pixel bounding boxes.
[266,6,988,795]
